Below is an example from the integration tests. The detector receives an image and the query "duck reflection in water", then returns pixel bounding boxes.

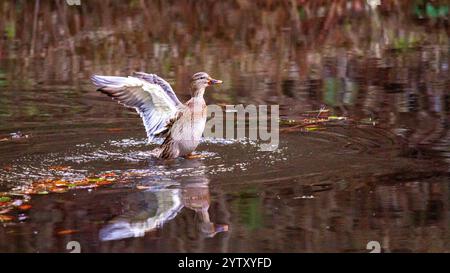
[99,160,228,241]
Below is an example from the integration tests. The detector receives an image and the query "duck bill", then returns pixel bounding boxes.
[208,78,223,85]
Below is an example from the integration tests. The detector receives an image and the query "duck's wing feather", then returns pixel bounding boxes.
[132,72,182,106]
[91,75,178,142]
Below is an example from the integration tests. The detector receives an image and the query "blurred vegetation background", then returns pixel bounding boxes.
[0,0,448,140]
[0,1,448,89]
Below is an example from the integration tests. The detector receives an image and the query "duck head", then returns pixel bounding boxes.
[190,72,222,97]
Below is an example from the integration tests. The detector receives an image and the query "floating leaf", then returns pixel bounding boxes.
[50,187,68,194]
[96,180,113,186]
[103,172,117,177]
[305,126,320,132]
[54,181,69,187]
[18,204,32,211]
[0,215,13,222]
[328,116,346,121]
[279,119,297,126]
[0,197,11,203]
[74,179,93,186]
[57,229,78,235]
[88,177,106,182]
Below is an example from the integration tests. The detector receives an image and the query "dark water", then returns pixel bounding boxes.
[0,1,449,252]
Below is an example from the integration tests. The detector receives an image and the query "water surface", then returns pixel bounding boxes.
[0,1,449,252]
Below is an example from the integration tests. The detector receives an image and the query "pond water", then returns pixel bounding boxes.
[0,1,449,252]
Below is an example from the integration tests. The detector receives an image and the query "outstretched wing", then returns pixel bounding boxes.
[132,72,182,106]
[91,75,178,142]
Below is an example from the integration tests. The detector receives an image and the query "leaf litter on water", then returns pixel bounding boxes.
[279,107,378,133]
[0,170,120,221]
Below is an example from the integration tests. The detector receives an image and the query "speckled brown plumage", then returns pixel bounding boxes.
[92,72,222,159]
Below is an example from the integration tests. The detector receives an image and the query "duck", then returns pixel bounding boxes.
[91,72,222,159]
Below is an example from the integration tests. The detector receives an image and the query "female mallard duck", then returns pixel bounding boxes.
[91,72,222,159]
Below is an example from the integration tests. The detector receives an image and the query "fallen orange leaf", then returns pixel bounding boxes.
[57,229,78,235]
[50,187,68,193]
[102,172,117,177]
[0,215,14,222]
[54,181,69,187]
[96,180,113,186]
[18,204,32,211]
